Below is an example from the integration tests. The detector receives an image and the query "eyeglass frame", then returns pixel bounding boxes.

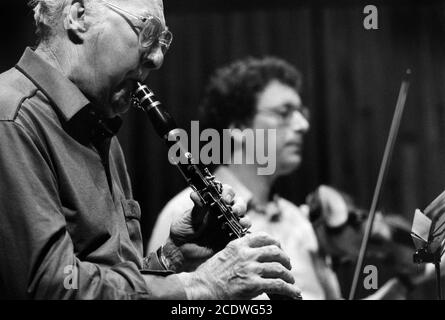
[257,103,311,124]
[100,0,173,54]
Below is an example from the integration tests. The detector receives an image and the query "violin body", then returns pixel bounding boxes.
[307,185,426,298]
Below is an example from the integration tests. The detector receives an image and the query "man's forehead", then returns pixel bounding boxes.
[124,0,165,22]
[142,0,164,20]
[258,81,302,107]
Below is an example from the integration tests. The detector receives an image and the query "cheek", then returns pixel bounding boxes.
[251,118,280,138]
[94,30,140,79]
[252,120,286,151]
[276,130,300,161]
[274,129,288,150]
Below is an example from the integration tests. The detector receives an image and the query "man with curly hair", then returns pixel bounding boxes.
[148,56,343,299]
[148,56,413,300]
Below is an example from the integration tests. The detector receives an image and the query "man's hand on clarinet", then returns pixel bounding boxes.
[162,184,250,271]
[176,231,301,299]
[161,184,301,299]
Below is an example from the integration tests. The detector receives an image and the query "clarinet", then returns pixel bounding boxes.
[132,82,301,300]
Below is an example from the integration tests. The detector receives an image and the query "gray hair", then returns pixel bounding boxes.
[28,0,101,42]
[28,0,71,41]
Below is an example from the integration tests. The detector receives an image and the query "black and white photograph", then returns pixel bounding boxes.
[0,0,444,309]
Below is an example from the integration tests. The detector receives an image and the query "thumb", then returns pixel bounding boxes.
[190,191,204,207]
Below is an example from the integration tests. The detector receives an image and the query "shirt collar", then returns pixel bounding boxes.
[65,106,123,145]
[15,47,90,122]
[15,47,122,141]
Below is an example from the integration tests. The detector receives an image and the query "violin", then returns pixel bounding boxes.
[307,70,426,300]
[306,185,428,299]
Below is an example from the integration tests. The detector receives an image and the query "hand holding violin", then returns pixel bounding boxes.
[307,185,426,299]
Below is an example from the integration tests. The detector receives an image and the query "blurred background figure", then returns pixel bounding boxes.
[147,56,416,299]
[148,56,334,299]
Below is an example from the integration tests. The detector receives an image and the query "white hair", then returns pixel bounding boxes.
[28,0,72,41]
[29,0,105,42]
[29,0,162,42]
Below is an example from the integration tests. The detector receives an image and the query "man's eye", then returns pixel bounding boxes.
[275,110,289,118]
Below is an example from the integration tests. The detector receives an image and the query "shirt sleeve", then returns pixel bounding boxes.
[0,121,186,299]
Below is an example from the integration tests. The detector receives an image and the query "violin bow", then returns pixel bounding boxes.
[348,69,411,300]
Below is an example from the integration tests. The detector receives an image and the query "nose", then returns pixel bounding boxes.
[141,45,164,70]
[289,110,310,133]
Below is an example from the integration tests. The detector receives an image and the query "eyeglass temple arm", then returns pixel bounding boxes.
[101,0,147,21]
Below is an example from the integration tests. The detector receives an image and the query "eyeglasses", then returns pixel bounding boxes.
[101,0,173,54]
[258,103,310,124]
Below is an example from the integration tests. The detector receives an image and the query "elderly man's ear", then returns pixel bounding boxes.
[64,0,88,43]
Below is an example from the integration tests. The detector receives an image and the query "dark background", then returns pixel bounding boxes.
[2,0,445,299]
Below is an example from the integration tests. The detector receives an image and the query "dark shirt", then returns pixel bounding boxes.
[0,48,185,299]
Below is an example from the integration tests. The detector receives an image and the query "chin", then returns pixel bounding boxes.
[277,156,302,176]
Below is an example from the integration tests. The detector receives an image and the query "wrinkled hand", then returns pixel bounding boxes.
[177,232,301,300]
[164,184,250,271]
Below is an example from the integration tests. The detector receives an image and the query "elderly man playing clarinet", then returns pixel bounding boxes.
[0,0,301,300]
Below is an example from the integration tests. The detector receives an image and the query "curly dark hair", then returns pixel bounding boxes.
[198,56,302,132]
